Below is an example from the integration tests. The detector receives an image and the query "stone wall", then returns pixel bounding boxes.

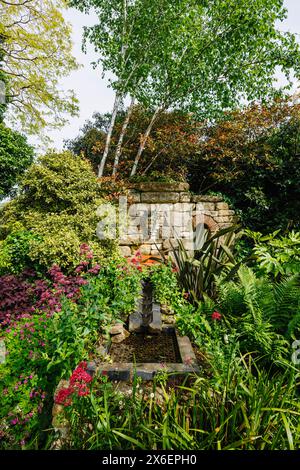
[118,182,238,257]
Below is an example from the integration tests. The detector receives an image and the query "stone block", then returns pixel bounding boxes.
[136,368,156,380]
[149,303,162,334]
[162,239,176,250]
[192,195,223,203]
[119,245,131,257]
[173,202,192,212]
[141,192,179,204]
[129,311,143,332]
[204,210,218,217]
[202,202,215,211]
[107,369,130,381]
[216,202,229,210]
[139,244,151,255]
[127,191,141,203]
[218,209,235,216]
[214,216,230,223]
[131,182,190,192]
[176,334,198,367]
[179,192,191,202]
[151,243,162,250]
[181,231,193,239]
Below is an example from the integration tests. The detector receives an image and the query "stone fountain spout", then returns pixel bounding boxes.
[129,279,162,334]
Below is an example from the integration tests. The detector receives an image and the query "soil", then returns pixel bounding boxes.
[109,332,181,363]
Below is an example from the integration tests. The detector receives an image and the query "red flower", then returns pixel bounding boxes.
[212,311,222,321]
[54,387,73,406]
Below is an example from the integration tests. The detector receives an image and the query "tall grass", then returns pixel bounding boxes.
[59,354,300,450]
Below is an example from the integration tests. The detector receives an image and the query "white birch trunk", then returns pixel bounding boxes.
[130,106,161,177]
[112,96,135,176]
[98,0,127,178]
[98,92,121,178]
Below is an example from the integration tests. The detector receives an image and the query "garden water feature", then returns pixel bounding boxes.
[87,280,199,381]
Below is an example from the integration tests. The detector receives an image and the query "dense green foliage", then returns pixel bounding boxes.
[0,124,34,199]
[189,99,300,232]
[246,229,300,278]
[66,98,300,233]
[0,151,117,271]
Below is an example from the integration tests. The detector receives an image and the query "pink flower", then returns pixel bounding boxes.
[212,311,222,321]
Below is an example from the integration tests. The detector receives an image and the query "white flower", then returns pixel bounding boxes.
[150,393,155,399]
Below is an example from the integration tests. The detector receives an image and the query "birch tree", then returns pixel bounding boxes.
[72,0,300,177]
[70,0,190,176]
[130,0,300,175]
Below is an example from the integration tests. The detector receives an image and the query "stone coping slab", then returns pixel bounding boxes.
[127,182,190,192]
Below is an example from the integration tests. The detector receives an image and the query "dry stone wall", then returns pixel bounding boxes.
[118,182,238,257]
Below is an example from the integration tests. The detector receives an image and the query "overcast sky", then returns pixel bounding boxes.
[38,0,300,151]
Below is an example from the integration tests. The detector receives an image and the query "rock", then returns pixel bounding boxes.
[119,245,131,257]
[139,244,151,254]
[111,329,130,343]
[110,323,125,335]
[218,209,235,216]
[201,202,215,211]
[127,191,141,203]
[129,311,143,332]
[163,315,176,325]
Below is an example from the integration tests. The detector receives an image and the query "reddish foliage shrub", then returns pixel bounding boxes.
[0,244,100,326]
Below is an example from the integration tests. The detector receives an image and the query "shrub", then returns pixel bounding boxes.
[0,151,118,271]
[0,228,40,275]
[246,229,300,279]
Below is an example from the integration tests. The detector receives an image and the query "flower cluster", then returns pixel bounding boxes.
[211,311,222,321]
[54,361,92,407]
[0,264,89,327]
[75,244,101,275]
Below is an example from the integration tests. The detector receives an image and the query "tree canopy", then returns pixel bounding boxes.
[0,0,79,134]
[71,0,300,176]
[0,123,34,199]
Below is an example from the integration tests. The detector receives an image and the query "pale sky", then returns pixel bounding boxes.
[34,0,300,151]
